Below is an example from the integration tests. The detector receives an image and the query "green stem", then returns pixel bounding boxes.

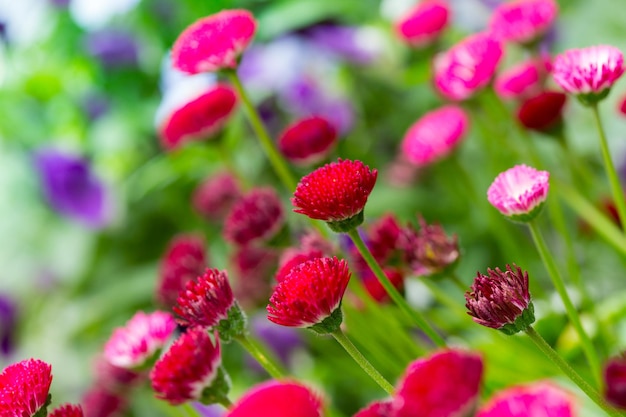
[525,326,621,417]
[347,229,447,347]
[527,220,601,386]
[331,328,395,395]
[591,104,626,233]
[235,333,285,379]
[421,278,468,319]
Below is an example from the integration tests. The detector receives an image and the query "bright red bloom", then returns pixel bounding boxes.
[354,401,393,417]
[150,328,222,405]
[156,234,207,309]
[82,386,127,417]
[193,171,242,222]
[49,404,84,417]
[489,0,558,45]
[476,382,577,417]
[392,349,483,417]
[278,116,338,167]
[361,268,404,303]
[495,56,552,100]
[0,359,53,417]
[517,91,567,132]
[267,257,351,329]
[394,0,450,47]
[225,380,323,417]
[604,354,626,409]
[292,159,378,230]
[172,9,257,74]
[224,188,285,246]
[275,248,324,283]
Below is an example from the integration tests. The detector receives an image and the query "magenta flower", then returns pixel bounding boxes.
[275,247,324,283]
[494,56,552,100]
[487,164,550,222]
[401,216,460,277]
[49,404,84,417]
[354,401,393,417]
[394,0,450,48]
[553,45,624,105]
[401,105,469,167]
[223,188,285,246]
[172,9,257,74]
[225,380,323,417]
[278,116,338,167]
[193,171,242,222]
[476,382,577,416]
[434,32,503,101]
[0,359,53,417]
[103,311,176,369]
[489,0,558,45]
[517,91,567,133]
[604,354,626,409]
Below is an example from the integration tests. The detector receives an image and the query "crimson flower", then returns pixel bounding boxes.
[278,116,338,167]
[0,359,53,417]
[49,404,84,417]
[517,91,567,133]
[354,401,393,417]
[224,188,285,246]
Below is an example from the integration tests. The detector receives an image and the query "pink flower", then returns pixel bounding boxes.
[476,382,577,417]
[193,171,242,222]
[394,0,450,47]
[619,94,626,117]
[150,328,222,405]
[354,401,393,417]
[275,248,324,283]
[172,9,257,74]
[392,349,483,417]
[487,164,550,221]
[434,32,503,101]
[603,354,626,409]
[225,380,324,417]
[553,45,624,104]
[224,188,285,246]
[517,91,567,133]
[0,359,53,417]
[401,105,469,166]
[103,311,176,369]
[494,56,552,100]
[267,257,351,331]
[49,404,84,417]
[278,116,338,167]
[489,0,558,45]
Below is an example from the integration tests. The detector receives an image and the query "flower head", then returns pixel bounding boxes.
[0,359,53,417]
[150,328,224,405]
[434,32,503,101]
[267,257,351,333]
[401,105,469,167]
[392,349,483,417]
[476,382,577,417]
[172,9,257,74]
[278,116,338,167]
[465,264,535,334]
[487,164,550,222]
[494,56,552,100]
[193,171,242,222]
[224,188,285,246]
[489,0,558,45]
[103,311,176,369]
[553,45,624,105]
[402,216,460,277]
[394,0,450,48]
[354,401,393,417]
[517,91,567,133]
[275,248,325,283]
[225,380,323,417]
[603,354,626,409]
[49,404,84,417]
[292,159,378,232]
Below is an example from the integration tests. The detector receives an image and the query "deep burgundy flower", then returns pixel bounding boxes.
[278,116,338,166]
[82,386,127,417]
[193,171,242,222]
[604,354,626,409]
[224,188,285,246]
[0,359,53,417]
[489,0,558,45]
[172,9,257,74]
[465,264,535,334]
[401,216,460,277]
[394,0,450,47]
[49,404,84,417]
[267,257,351,332]
[292,159,378,232]
[517,91,567,133]
[476,382,577,416]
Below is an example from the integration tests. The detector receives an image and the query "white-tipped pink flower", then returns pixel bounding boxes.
[172,9,257,74]
[394,0,450,48]
[552,45,624,105]
[476,382,577,417]
[495,56,552,100]
[434,32,503,101]
[487,164,550,222]
[401,105,469,167]
[104,311,177,369]
[489,0,558,45]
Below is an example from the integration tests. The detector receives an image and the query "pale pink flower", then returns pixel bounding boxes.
[495,56,552,100]
[476,382,577,417]
[489,0,558,45]
[394,0,450,47]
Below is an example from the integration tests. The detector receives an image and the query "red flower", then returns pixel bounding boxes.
[49,404,84,417]
[150,328,222,405]
[267,257,351,331]
[292,159,378,232]
[361,268,404,303]
[275,248,324,283]
[172,9,257,74]
[354,401,393,417]
[604,354,626,409]
[193,171,242,222]
[278,116,338,166]
[224,188,285,246]
[517,91,567,133]
[0,359,53,417]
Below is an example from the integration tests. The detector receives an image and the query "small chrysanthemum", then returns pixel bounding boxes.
[434,32,503,101]
[193,171,242,222]
[465,264,535,335]
[392,349,483,417]
[401,216,460,277]
[171,9,257,74]
[292,159,378,232]
[225,380,324,417]
[517,91,567,133]
[494,56,552,100]
[103,311,176,369]
[401,105,469,167]
[150,328,225,405]
[476,382,577,417]
[0,359,53,417]
[224,188,285,246]
[487,164,550,222]
[275,248,324,283]
[603,354,626,409]
[553,45,625,105]
[49,404,84,417]
[489,0,558,45]
[267,257,351,333]
[278,116,338,167]
[393,0,450,48]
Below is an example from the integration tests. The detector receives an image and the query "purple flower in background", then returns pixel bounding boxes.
[0,21,8,44]
[0,293,17,357]
[193,403,224,417]
[306,24,379,64]
[49,0,71,8]
[246,314,303,372]
[82,93,110,121]
[34,148,111,228]
[85,30,138,69]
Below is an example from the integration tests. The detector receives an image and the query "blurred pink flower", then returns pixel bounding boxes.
[394,0,450,47]
[495,56,552,100]
[278,116,337,167]
[476,382,577,416]
[489,0,558,45]
[224,188,285,246]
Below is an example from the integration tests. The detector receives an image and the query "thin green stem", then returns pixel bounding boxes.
[331,328,395,395]
[235,333,285,379]
[347,229,447,347]
[527,220,601,386]
[591,104,626,233]
[525,326,621,417]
